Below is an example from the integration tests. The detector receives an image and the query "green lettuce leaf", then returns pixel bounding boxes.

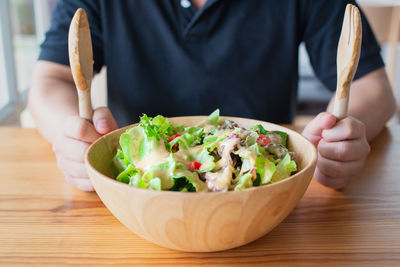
[129,172,146,188]
[198,150,216,172]
[115,164,141,185]
[208,109,220,125]
[111,148,128,176]
[120,126,146,163]
[248,143,267,157]
[244,131,259,146]
[239,158,253,174]
[176,127,204,148]
[148,177,162,191]
[273,131,288,147]
[140,114,162,141]
[139,136,161,159]
[169,177,196,192]
[271,153,297,182]
[169,135,189,151]
[142,160,175,190]
[140,154,206,192]
[172,168,207,192]
[203,135,225,144]
[185,126,204,145]
[234,173,253,191]
[255,156,276,184]
[140,114,180,141]
[251,124,268,135]
[250,125,288,147]
[120,123,169,166]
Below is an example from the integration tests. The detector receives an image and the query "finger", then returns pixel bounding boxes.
[317,154,365,179]
[318,139,370,162]
[64,116,101,143]
[92,107,119,135]
[65,175,94,191]
[53,136,90,162]
[314,167,349,189]
[56,155,88,178]
[322,116,365,142]
[302,112,337,146]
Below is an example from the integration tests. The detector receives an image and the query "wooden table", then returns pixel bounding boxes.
[1,126,399,266]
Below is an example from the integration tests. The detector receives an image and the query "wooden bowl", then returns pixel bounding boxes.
[85,116,317,252]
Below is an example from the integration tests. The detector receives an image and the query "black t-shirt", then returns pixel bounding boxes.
[39,0,384,126]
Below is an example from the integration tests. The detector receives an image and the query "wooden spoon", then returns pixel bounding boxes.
[333,4,362,120]
[68,8,94,121]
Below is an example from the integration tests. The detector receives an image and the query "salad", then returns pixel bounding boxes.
[112,109,297,192]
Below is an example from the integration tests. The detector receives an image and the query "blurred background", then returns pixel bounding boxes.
[0,0,399,126]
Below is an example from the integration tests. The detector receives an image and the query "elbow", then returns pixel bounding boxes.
[27,76,37,123]
[27,85,35,118]
[385,86,397,121]
[376,69,397,122]
[389,96,396,119]
[27,67,42,125]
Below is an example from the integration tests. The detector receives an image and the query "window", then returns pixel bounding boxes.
[0,48,9,109]
[11,0,38,94]
[0,0,53,125]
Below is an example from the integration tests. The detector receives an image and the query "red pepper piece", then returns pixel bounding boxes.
[168,134,181,152]
[189,161,202,171]
[257,134,271,146]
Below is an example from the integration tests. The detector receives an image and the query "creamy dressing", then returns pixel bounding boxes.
[204,136,239,191]
[205,165,234,192]
[131,137,209,191]
[174,145,202,165]
[134,139,170,171]
[214,137,239,170]
[234,148,257,177]
[115,116,295,192]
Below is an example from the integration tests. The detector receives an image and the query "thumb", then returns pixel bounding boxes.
[302,112,336,147]
[92,107,119,135]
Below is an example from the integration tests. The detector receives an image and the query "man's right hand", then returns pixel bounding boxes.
[52,107,118,191]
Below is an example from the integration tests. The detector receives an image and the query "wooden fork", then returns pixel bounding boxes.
[333,4,362,120]
[68,8,94,121]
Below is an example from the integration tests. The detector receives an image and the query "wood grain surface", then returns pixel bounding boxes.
[1,126,399,266]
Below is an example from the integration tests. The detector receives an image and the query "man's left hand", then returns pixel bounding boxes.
[302,112,370,189]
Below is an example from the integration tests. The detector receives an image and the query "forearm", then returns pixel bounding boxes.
[327,68,396,141]
[28,61,79,144]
